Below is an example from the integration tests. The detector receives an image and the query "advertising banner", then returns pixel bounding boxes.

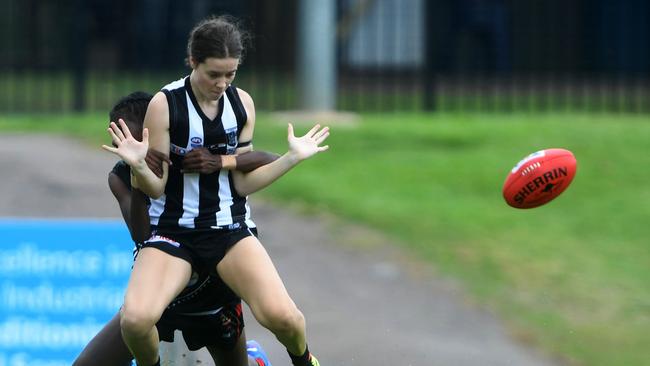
[0,220,132,366]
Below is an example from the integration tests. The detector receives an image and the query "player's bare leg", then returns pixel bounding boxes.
[217,236,307,356]
[120,247,192,365]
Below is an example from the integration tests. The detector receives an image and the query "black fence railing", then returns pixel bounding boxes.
[1,0,648,113]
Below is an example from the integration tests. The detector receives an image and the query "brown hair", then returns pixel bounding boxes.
[186,15,250,66]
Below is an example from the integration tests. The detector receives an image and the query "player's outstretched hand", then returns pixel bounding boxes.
[102,119,149,169]
[287,123,330,163]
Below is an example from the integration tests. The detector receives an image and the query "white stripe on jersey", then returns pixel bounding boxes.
[149,194,165,226]
[177,92,204,228]
[178,175,199,228]
[215,92,238,227]
[216,170,234,226]
[244,201,256,228]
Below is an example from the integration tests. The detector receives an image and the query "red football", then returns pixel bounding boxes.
[503,148,577,209]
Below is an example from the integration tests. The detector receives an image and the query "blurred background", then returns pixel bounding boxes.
[1,1,649,366]
[1,0,648,113]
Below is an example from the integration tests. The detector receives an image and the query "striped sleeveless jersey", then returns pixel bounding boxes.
[149,76,255,230]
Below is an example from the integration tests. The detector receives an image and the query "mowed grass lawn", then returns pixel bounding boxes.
[2,112,648,366]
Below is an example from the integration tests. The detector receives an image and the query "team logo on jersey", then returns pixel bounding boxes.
[190,136,203,149]
[225,127,238,154]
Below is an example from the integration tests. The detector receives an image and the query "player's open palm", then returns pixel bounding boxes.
[287,123,330,162]
[102,119,149,168]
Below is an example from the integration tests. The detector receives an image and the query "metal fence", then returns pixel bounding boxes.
[1,0,649,113]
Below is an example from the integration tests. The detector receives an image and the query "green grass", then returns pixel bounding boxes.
[254,113,650,366]
[0,112,107,141]
[1,112,649,365]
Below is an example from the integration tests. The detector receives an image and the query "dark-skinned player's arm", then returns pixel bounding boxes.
[108,170,137,241]
[108,150,170,243]
[234,150,280,172]
[181,148,280,174]
[128,188,150,243]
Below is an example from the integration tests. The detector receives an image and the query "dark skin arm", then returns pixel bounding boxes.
[182,148,280,174]
[235,150,280,172]
[145,149,171,178]
[108,172,147,243]
[108,149,170,243]
[128,188,150,243]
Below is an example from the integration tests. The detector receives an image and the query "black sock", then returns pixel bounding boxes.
[288,345,311,366]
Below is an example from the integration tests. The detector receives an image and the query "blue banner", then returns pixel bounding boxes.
[0,219,132,366]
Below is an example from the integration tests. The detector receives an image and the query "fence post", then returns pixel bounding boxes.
[297,0,337,111]
[422,0,438,111]
[70,0,88,112]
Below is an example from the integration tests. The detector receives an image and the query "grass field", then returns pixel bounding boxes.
[1,112,648,366]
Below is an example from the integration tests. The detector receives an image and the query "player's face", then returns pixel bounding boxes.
[191,57,239,101]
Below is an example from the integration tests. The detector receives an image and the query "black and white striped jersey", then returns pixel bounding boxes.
[149,76,255,230]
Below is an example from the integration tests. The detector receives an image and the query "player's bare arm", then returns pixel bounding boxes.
[107,170,148,243]
[146,149,172,178]
[231,89,330,196]
[234,151,280,173]
[108,172,135,236]
[182,148,280,174]
[128,188,150,243]
[106,150,165,243]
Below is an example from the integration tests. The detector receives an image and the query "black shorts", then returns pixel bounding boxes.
[156,300,244,351]
[136,226,257,350]
[143,226,257,276]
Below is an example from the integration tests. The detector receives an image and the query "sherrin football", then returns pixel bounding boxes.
[503,148,577,209]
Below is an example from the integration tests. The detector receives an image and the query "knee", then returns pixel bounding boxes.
[119,303,159,337]
[257,303,305,335]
